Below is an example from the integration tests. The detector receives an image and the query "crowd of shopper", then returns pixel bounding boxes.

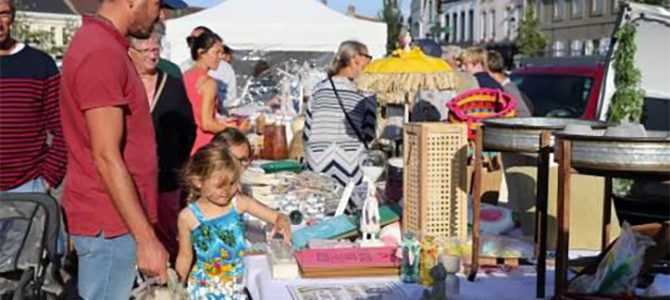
[0,0,532,297]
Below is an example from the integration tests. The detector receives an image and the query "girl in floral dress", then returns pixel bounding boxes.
[176,143,292,299]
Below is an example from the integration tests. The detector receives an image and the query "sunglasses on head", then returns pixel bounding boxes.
[186,36,196,46]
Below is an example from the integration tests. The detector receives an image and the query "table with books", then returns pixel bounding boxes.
[244,249,555,300]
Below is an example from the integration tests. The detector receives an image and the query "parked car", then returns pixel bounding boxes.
[510,57,605,120]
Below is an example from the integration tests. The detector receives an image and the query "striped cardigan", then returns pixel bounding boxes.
[303,76,376,187]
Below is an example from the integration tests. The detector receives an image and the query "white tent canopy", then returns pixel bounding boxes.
[164,0,387,65]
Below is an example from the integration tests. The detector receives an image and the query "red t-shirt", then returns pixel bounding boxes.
[59,16,158,237]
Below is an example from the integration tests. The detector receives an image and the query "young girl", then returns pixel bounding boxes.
[176,143,291,299]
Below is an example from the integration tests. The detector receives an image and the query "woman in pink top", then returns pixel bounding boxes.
[183,32,248,154]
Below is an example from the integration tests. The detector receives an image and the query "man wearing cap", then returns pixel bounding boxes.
[59,0,186,298]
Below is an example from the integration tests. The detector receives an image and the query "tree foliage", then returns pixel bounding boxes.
[514,4,547,56]
[380,0,402,55]
[607,22,645,124]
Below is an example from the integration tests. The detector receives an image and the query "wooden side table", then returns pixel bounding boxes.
[554,137,670,298]
[470,127,552,299]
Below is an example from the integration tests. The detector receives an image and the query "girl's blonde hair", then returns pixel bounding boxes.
[326,40,369,77]
[182,143,240,202]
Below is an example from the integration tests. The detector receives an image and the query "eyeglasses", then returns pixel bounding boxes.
[232,154,251,166]
[360,53,373,60]
[131,47,160,55]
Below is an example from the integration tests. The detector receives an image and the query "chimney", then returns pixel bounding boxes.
[347,5,356,17]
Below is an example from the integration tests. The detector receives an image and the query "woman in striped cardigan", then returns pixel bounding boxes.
[303,41,376,203]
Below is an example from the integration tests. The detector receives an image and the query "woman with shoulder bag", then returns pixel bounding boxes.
[303,41,376,197]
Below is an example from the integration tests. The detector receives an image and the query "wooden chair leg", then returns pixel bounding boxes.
[468,127,483,281]
[535,131,551,298]
[556,139,572,297]
[602,177,613,251]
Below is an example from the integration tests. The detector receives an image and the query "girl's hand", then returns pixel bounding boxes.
[270,213,292,246]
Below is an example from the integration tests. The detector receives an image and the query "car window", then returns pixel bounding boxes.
[510,73,593,118]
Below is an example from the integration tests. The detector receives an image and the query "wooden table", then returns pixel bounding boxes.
[554,137,670,298]
[470,127,552,299]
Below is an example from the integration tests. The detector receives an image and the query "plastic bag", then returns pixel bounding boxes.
[569,222,655,295]
[132,268,188,300]
[479,234,533,258]
[435,235,533,259]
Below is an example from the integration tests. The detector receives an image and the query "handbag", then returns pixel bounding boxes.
[328,76,369,150]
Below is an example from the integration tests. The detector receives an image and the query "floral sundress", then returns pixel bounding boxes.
[187,199,248,299]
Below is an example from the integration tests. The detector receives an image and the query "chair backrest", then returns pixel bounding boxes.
[0,193,60,273]
[447,88,518,140]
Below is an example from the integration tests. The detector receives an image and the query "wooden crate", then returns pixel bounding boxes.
[403,123,468,241]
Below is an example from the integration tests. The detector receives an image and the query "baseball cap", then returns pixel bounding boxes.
[161,0,188,10]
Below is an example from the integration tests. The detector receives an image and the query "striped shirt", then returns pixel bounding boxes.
[0,44,67,191]
[303,76,376,187]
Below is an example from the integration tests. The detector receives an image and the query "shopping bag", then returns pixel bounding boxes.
[131,268,188,300]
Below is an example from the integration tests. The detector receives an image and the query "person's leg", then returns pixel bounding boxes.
[104,233,137,299]
[156,189,181,265]
[72,233,136,300]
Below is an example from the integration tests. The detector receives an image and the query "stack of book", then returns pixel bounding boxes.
[294,246,401,278]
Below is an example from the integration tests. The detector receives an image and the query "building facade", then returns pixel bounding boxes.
[16,0,81,57]
[536,0,619,57]
[440,0,478,45]
[410,0,442,39]
[477,0,525,45]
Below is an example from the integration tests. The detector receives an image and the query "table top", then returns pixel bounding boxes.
[245,254,557,300]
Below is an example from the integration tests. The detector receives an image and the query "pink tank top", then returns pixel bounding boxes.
[184,68,217,154]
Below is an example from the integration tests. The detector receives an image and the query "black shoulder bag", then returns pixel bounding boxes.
[328,76,369,150]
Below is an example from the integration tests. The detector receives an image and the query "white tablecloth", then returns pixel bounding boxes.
[245,255,557,300]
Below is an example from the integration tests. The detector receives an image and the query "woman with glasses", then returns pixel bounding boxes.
[303,41,376,206]
[211,128,253,171]
[128,32,196,264]
[184,32,250,155]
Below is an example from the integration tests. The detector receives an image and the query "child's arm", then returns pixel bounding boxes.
[236,194,292,245]
[175,209,194,283]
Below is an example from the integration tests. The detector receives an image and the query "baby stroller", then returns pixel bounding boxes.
[0,193,63,299]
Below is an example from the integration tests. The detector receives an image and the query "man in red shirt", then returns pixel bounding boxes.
[59,0,186,298]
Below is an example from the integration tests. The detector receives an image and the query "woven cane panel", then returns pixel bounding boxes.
[403,125,421,235]
[403,123,467,240]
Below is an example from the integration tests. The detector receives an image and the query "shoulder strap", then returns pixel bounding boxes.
[328,76,369,150]
[188,202,206,223]
[150,72,168,113]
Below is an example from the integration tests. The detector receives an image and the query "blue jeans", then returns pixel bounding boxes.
[71,233,136,300]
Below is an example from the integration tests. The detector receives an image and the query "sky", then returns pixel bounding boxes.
[182,0,411,20]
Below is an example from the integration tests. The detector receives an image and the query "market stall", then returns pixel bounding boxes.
[163,0,387,65]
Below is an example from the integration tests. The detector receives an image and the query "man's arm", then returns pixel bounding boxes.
[85,106,167,281]
[41,62,67,188]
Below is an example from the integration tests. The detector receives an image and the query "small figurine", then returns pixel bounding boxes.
[419,236,440,287]
[421,262,447,300]
[398,233,420,283]
[358,179,384,247]
[442,255,460,295]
